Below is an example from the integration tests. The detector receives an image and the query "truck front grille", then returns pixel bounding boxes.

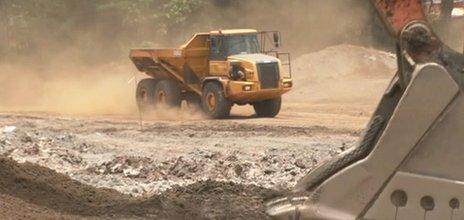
[257,62,280,89]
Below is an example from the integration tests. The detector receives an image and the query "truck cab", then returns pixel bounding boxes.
[209,30,261,60]
[204,29,293,107]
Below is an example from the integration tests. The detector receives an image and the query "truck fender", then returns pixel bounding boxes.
[201,77,230,97]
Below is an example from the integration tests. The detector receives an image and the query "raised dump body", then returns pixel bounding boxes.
[130,29,292,119]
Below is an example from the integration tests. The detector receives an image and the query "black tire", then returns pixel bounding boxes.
[136,78,158,112]
[253,97,282,118]
[153,79,182,108]
[201,82,232,119]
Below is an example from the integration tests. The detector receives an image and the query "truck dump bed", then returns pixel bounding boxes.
[130,49,181,72]
[130,48,201,93]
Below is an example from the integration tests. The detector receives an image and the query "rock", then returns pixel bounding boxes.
[264,169,275,175]
[294,159,307,169]
[57,134,74,141]
[169,156,184,172]
[131,188,139,194]
[111,163,124,173]
[175,171,185,178]
[56,151,83,165]
[78,142,91,152]
[328,149,339,157]
[234,164,243,176]
[312,157,318,164]
[0,138,10,146]
[97,168,106,174]
[123,167,141,178]
[284,166,294,172]
[340,142,347,151]
[21,134,33,143]
[2,126,16,133]
[209,152,222,159]
[226,155,238,162]
[24,144,40,155]
[260,155,271,162]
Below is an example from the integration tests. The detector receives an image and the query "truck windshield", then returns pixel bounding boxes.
[211,34,260,59]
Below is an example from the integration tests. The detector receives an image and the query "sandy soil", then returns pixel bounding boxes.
[0,44,396,219]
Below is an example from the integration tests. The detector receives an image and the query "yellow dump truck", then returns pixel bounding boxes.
[130,29,292,118]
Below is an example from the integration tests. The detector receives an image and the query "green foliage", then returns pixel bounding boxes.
[164,0,204,23]
[0,0,388,63]
[98,0,160,25]
[0,0,209,60]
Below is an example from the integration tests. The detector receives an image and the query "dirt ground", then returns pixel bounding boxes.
[0,45,396,219]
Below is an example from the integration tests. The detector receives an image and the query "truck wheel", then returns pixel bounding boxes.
[253,97,282,118]
[202,82,232,119]
[154,79,182,107]
[136,78,158,112]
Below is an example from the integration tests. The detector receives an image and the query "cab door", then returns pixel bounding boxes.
[209,36,230,77]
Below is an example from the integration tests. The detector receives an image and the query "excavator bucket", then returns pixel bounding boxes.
[266,1,464,219]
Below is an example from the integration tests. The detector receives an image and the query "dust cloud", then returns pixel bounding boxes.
[173,0,384,54]
[0,61,137,115]
[0,61,208,119]
[0,1,385,116]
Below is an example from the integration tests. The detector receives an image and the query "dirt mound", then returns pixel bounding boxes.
[288,44,396,103]
[0,156,278,219]
[0,156,136,218]
[159,180,280,219]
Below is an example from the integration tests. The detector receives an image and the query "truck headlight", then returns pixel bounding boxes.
[242,85,253,91]
[283,82,293,88]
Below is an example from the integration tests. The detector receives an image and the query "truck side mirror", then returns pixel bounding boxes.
[273,33,280,48]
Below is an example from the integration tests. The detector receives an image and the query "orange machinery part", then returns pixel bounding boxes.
[370,0,427,36]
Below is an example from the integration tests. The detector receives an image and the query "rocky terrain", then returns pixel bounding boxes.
[0,113,357,197]
[0,44,396,219]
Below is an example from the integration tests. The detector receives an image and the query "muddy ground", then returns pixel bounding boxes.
[0,45,396,219]
[0,105,364,219]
